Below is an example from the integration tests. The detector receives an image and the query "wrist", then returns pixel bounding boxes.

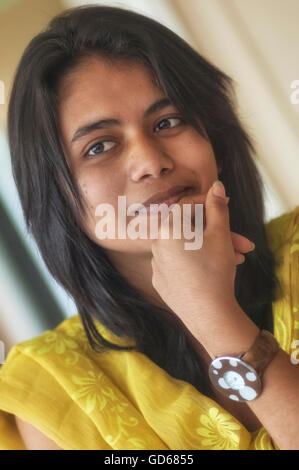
[184,298,260,359]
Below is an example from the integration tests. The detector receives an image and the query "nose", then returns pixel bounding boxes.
[127,135,174,181]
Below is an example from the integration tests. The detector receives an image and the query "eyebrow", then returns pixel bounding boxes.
[70,97,172,145]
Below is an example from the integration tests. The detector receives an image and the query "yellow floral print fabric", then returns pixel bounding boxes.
[0,205,298,450]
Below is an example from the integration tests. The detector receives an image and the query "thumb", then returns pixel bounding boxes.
[205,180,230,235]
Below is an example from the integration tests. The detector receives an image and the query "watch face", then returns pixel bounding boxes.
[208,356,262,402]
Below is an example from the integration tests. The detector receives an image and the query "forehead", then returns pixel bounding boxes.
[57,56,170,150]
[57,56,162,112]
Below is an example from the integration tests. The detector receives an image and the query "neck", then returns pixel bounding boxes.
[106,249,172,311]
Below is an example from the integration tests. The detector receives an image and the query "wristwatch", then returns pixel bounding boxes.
[208,329,280,402]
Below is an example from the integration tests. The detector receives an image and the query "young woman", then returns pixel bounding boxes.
[0,5,298,450]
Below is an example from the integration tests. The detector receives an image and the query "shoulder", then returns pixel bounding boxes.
[265,205,299,254]
[266,206,299,355]
[12,313,134,358]
[0,314,90,382]
[0,313,134,387]
[0,314,107,400]
[265,205,299,272]
[0,314,135,450]
[0,316,83,450]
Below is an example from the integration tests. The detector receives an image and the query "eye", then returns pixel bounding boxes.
[84,140,116,158]
[82,116,184,160]
[155,116,184,132]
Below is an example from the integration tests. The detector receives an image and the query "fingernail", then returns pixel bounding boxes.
[212,180,226,198]
[249,242,255,251]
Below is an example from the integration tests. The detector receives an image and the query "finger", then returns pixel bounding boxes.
[177,192,206,231]
[204,180,230,237]
[158,192,203,236]
[235,250,246,265]
[231,232,255,253]
[174,191,255,254]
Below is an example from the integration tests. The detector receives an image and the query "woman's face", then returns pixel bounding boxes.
[58,56,219,255]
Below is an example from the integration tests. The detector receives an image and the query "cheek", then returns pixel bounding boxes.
[79,172,112,210]
[186,140,217,173]
[77,174,114,238]
[81,181,94,211]
[180,132,215,162]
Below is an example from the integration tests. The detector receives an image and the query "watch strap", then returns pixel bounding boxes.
[239,329,280,378]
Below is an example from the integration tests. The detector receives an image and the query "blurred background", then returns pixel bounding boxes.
[0,0,298,359]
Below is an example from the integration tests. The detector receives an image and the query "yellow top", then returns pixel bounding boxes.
[0,205,299,450]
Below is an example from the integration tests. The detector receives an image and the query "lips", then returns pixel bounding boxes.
[142,185,189,207]
[128,185,192,216]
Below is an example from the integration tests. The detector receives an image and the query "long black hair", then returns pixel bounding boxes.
[7,4,279,397]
